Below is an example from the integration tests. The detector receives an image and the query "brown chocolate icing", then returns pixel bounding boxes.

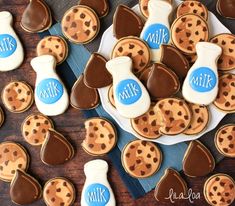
[113,5,144,39]
[160,44,189,80]
[10,170,41,205]
[40,129,74,165]
[79,0,109,18]
[84,53,112,88]
[146,63,180,100]
[183,141,215,177]
[155,168,187,203]
[217,0,235,19]
[70,74,100,110]
[21,0,52,33]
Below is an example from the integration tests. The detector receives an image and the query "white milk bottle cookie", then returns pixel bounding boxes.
[31,55,69,116]
[81,159,116,206]
[182,42,222,105]
[0,11,24,71]
[106,56,151,118]
[140,0,172,62]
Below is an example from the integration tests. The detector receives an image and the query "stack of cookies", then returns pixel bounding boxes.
[0,0,235,205]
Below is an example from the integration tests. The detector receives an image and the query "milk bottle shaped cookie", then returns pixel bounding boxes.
[0,11,24,71]
[106,56,151,118]
[81,159,116,206]
[31,55,69,116]
[182,42,222,105]
[140,0,172,62]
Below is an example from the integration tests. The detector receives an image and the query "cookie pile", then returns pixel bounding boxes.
[0,0,235,205]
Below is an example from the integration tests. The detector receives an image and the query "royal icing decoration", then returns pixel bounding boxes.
[36,78,64,104]
[81,159,116,206]
[106,56,150,118]
[0,11,24,71]
[140,0,172,62]
[31,55,69,116]
[183,42,222,105]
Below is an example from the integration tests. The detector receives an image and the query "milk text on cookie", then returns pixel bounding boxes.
[182,42,222,105]
[81,159,116,206]
[85,183,110,205]
[0,34,17,57]
[189,67,217,92]
[140,0,172,62]
[143,24,170,49]
[106,56,150,118]
[116,79,142,105]
[36,78,64,104]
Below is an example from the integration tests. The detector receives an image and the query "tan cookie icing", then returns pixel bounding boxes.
[111,37,151,74]
[1,81,34,113]
[37,36,68,64]
[0,142,29,182]
[184,103,209,135]
[22,114,54,146]
[62,5,100,44]
[122,140,162,178]
[43,178,75,206]
[215,124,235,158]
[171,14,209,54]
[108,85,115,108]
[204,174,235,206]
[0,106,4,128]
[210,34,235,71]
[154,98,192,135]
[139,0,172,18]
[214,73,235,113]
[177,1,208,20]
[131,104,161,139]
[82,118,117,156]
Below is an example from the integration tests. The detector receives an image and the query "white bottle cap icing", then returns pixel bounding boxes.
[140,0,172,62]
[106,56,151,118]
[182,42,222,105]
[0,11,24,71]
[81,159,116,206]
[31,55,69,116]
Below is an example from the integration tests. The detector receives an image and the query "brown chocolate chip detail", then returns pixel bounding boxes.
[80,13,85,18]
[101,144,106,150]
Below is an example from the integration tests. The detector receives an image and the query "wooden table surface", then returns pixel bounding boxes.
[0,0,234,205]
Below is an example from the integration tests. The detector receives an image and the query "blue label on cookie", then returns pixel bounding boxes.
[36,78,63,104]
[0,34,17,58]
[115,79,142,105]
[189,67,217,92]
[142,23,170,49]
[85,183,110,206]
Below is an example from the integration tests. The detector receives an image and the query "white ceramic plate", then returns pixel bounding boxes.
[98,0,232,145]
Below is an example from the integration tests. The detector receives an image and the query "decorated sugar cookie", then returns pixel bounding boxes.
[81,159,116,206]
[182,42,222,105]
[106,56,151,118]
[0,11,24,71]
[140,0,172,62]
[31,55,69,116]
